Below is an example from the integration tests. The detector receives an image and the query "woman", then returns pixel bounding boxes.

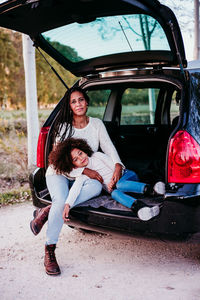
[30,87,123,276]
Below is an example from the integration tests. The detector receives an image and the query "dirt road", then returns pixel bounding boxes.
[0,202,200,300]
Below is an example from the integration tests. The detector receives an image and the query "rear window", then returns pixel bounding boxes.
[42,14,170,62]
[87,89,111,120]
[120,88,159,125]
[170,91,180,125]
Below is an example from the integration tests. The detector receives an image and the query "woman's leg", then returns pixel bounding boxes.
[46,175,70,245]
[72,179,102,208]
[117,170,148,194]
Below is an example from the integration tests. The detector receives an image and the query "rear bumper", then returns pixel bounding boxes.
[29,168,200,242]
[29,168,51,208]
[67,199,200,242]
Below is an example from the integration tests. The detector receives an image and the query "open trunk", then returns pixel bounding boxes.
[30,70,183,216]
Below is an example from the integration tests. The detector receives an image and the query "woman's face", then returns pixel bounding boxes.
[71,148,89,168]
[69,91,88,117]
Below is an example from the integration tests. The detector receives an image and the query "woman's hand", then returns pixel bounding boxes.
[83,168,103,183]
[107,163,123,192]
[62,204,70,221]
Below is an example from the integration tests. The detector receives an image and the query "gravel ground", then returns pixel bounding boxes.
[1,202,200,300]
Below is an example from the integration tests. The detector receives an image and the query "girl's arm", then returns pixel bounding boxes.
[107,163,123,192]
[63,175,87,220]
[94,152,123,192]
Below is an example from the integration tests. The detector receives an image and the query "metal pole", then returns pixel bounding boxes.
[194,0,200,60]
[22,34,39,168]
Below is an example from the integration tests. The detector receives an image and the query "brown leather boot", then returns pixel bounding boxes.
[30,205,51,235]
[44,244,61,276]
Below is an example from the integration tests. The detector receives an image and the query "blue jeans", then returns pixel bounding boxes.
[111,170,147,208]
[46,174,102,245]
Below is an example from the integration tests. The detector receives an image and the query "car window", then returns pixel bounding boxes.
[42,14,170,62]
[120,88,159,125]
[87,89,111,120]
[170,91,180,125]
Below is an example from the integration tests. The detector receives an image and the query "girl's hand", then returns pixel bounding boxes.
[107,181,114,193]
[62,204,70,221]
[83,168,103,183]
[108,163,123,191]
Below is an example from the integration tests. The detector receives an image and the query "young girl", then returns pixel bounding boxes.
[49,138,165,222]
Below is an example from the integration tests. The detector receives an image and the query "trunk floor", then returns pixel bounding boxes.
[76,193,164,211]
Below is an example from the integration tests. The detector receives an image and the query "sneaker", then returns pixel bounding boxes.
[153,181,165,195]
[137,205,160,221]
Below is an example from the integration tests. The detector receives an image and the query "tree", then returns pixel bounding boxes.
[35,48,77,106]
[48,39,82,62]
[0,28,22,108]
[90,15,162,52]
[0,28,79,108]
[122,15,158,51]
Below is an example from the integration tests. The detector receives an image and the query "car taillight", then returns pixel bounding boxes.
[168,130,200,183]
[37,126,50,168]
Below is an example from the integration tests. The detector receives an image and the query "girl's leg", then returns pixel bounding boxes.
[72,179,102,208]
[46,175,70,245]
[118,169,139,183]
[111,189,160,221]
[117,170,148,194]
[111,189,136,208]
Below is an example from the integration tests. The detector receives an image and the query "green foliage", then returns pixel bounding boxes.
[122,88,159,105]
[0,28,78,108]
[35,49,78,106]
[0,29,23,108]
[48,39,82,62]
[0,189,31,207]
[87,89,111,107]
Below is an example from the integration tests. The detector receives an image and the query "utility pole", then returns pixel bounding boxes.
[194,0,200,60]
[22,34,39,168]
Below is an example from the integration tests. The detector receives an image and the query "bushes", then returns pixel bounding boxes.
[0,189,31,207]
[0,119,27,137]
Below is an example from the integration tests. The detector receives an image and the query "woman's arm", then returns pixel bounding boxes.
[83,168,103,183]
[98,119,124,167]
[97,120,124,189]
[69,165,103,183]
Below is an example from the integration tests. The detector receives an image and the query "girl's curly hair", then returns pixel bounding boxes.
[48,138,93,174]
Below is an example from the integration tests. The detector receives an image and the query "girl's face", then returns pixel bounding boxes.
[71,148,89,168]
[69,91,88,116]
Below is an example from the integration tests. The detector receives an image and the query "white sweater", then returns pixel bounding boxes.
[66,152,121,207]
[46,117,122,177]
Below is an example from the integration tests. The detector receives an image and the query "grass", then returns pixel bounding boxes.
[0,109,51,121]
[0,188,31,207]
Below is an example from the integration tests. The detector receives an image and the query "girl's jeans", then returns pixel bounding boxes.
[111,169,147,208]
[46,174,102,245]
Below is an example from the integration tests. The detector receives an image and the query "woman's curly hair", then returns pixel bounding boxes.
[48,138,93,174]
